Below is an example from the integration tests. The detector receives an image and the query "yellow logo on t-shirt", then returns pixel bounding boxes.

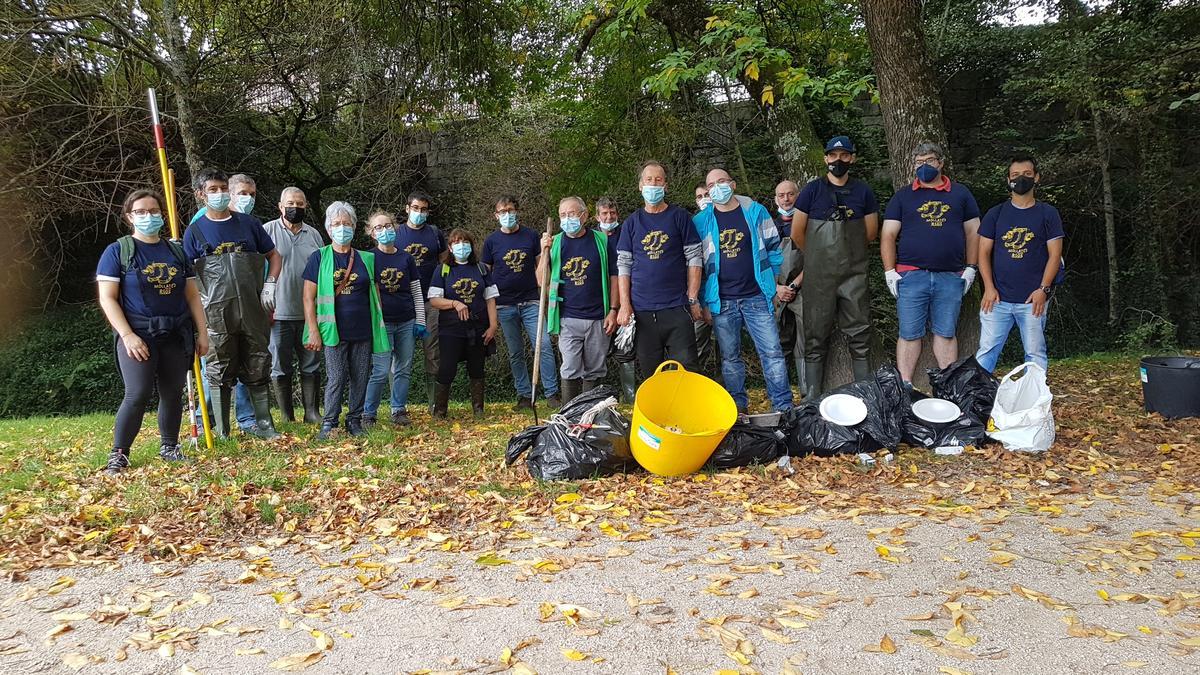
[562,256,591,286]
[917,201,951,228]
[503,249,528,273]
[452,278,479,305]
[142,262,179,296]
[1002,227,1036,260]
[641,230,670,260]
[212,241,245,255]
[719,228,744,258]
[333,268,359,295]
[405,243,429,265]
[380,267,405,293]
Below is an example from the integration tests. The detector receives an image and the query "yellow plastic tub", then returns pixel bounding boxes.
[630,360,737,476]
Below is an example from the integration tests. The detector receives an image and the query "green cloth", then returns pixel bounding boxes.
[304,246,391,353]
[546,230,609,335]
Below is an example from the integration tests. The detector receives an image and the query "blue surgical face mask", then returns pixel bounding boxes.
[641,185,665,205]
[708,182,734,205]
[598,220,618,232]
[408,211,428,226]
[206,192,231,211]
[498,212,518,231]
[375,227,396,245]
[560,216,582,235]
[330,225,354,245]
[777,206,796,217]
[916,163,940,183]
[133,213,164,236]
[233,194,255,214]
[451,242,471,261]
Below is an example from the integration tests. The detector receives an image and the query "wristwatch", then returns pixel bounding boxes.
[1040,285,1053,295]
[787,282,800,292]
[686,297,699,306]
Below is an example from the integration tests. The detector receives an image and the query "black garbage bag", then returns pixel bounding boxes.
[504,386,634,481]
[704,423,785,470]
[928,356,998,425]
[781,365,906,457]
[902,389,987,449]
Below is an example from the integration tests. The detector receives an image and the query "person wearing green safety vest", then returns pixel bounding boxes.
[537,196,619,406]
[301,201,390,440]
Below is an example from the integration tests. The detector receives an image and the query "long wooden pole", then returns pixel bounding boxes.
[529,216,556,424]
[149,88,213,449]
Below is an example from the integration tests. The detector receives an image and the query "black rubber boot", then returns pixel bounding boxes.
[273,376,295,423]
[618,362,637,404]
[560,378,581,407]
[210,385,233,438]
[793,354,808,399]
[433,383,451,419]
[804,360,825,401]
[852,358,872,383]
[426,379,437,415]
[247,384,281,440]
[581,379,598,393]
[299,374,321,423]
[470,379,486,419]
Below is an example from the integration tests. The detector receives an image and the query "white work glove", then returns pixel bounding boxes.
[261,278,277,312]
[960,266,977,297]
[885,269,902,298]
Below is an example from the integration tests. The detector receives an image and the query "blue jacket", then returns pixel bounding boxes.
[693,195,783,315]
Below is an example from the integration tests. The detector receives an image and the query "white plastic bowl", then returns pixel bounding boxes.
[912,397,962,424]
[819,394,868,426]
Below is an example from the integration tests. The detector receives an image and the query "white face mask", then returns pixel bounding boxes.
[597,220,618,232]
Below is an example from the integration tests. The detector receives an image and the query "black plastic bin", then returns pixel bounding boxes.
[1140,356,1200,419]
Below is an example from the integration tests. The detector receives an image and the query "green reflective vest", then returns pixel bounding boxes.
[304,246,390,353]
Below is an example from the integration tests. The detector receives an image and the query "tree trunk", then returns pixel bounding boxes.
[159,0,204,178]
[1092,105,1120,325]
[767,98,825,183]
[861,0,951,188]
[860,0,976,388]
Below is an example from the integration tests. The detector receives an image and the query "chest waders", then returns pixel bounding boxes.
[194,247,279,440]
[775,236,807,396]
[800,213,872,398]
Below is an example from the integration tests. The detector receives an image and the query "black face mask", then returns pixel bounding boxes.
[1008,176,1036,196]
[827,160,851,178]
[284,206,306,223]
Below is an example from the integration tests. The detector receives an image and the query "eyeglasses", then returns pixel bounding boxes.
[495,207,516,215]
[408,205,430,214]
[371,223,395,231]
[913,157,941,167]
[130,208,162,217]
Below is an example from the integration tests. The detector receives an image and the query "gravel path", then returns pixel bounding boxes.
[0,488,1197,674]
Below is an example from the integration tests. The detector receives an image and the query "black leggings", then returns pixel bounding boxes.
[437,334,486,384]
[113,335,191,450]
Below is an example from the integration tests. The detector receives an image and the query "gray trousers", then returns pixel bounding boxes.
[270,319,322,378]
[558,317,609,381]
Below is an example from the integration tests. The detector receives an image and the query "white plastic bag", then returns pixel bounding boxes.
[988,362,1055,453]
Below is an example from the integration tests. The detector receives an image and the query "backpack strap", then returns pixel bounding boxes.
[118,235,135,275]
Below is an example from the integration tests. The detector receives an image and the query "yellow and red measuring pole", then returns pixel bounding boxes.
[148,88,213,449]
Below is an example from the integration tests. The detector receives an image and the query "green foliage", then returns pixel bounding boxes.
[1116,313,1178,353]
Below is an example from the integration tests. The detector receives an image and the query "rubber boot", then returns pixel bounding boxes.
[618,362,637,404]
[300,374,321,423]
[470,379,486,419]
[272,377,295,423]
[581,379,598,393]
[432,382,451,419]
[426,379,437,415]
[804,360,825,401]
[852,358,872,383]
[210,386,232,439]
[560,378,581,407]
[247,384,281,440]
[793,354,808,399]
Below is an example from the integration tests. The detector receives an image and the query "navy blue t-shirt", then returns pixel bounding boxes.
[796,178,880,222]
[395,224,446,296]
[429,262,497,338]
[302,249,371,342]
[558,233,616,320]
[616,204,700,311]
[980,201,1065,304]
[182,212,275,260]
[884,181,981,271]
[715,206,759,300]
[96,238,194,318]
[482,227,541,305]
[373,248,419,323]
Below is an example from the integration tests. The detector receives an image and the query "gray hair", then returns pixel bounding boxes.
[280,186,306,203]
[912,141,944,160]
[558,195,587,213]
[229,173,256,190]
[324,201,357,227]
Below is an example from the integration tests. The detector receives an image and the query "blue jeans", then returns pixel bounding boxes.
[497,303,558,399]
[198,357,254,430]
[364,320,416,417]
[975,301,1048,373]
[712,295,794,412]
[897,269,965,340]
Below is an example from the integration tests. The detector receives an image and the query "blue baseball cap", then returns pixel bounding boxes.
[824,136,856,153]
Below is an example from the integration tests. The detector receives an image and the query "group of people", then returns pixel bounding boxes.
[96,136,1063,475]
